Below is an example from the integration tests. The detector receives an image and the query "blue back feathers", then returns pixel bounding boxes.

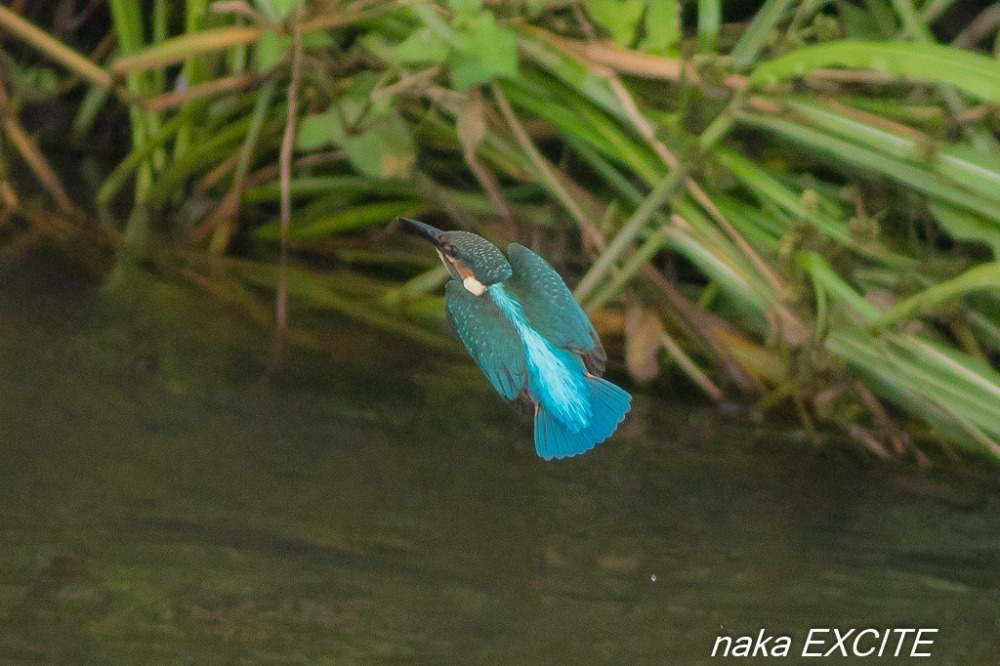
[445,280,526,401]
[442,241,631,460]
[505,244,608,375]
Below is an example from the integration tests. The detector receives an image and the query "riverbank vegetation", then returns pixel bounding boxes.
[1,0,999,462]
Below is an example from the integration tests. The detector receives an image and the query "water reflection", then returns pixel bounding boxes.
[1,255,998,664]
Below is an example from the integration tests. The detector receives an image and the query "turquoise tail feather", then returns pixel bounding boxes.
[534,376,631,460]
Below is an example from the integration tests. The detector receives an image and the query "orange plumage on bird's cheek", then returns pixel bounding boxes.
[445,256,486,296]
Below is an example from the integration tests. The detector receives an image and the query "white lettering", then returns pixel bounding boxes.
[712,626,937,658]
[711,630,791,657]
[878,628,891,656]
[732,636,752,657]
[711,636,732,657]
[751,629,771,656]
[892,628,915,656]
[911,628,937,657]
[802,629,828,657]
[825,628,855,657]
[853,628,880,657]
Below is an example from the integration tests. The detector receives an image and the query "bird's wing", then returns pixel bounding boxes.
[445,279,529,403]
[505,243,607,376]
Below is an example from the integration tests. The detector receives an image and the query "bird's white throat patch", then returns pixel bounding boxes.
[462,275,485,296]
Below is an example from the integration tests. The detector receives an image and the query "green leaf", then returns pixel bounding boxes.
[778,98,1000,205]
[242,177,416,204]
[298,71,400,155]
[341,72,392,125]
[254,0,300,22]
[13,64,60,94]
[257,200,422,239]
[449,11,518,90]
[836,1,884,40]
[256,31,289,70]
[640,0,680,54]
[448,0,482,17]
[798,251,881,323]
[517,34,629,122]
[827,328,1000,457]
[715,148,854,246]
[696,0,721,52]
[585,0,645,46]
[930,201,1000,259]
[396,28,450,64]
[303,31,335,49]
[730,0,794,70]
[297,111,339,150]
[526,0,556,14]
[736,113,1000,223]
[751,40,1000,102]
[343,114,416,179]
[873,262,1000,327]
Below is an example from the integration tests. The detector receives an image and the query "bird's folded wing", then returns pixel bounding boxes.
[505,243,607,375]
[446,280,528,402]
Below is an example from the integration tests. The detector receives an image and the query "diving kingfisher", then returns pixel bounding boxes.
[399,218,631,460]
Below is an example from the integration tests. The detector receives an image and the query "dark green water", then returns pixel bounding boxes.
[1,254,998,664]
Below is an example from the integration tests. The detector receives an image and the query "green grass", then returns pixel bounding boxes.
[1,0,999,462]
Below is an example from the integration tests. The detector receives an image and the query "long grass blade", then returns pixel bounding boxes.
[751,40,1000,102]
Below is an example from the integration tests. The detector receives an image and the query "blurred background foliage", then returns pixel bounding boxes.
[1,0,999,462]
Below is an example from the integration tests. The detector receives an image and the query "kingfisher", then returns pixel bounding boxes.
[399,218,631,460]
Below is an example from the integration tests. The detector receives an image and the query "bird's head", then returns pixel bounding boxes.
[399,218,511,296]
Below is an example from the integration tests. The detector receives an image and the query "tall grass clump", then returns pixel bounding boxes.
[1,0,999,462]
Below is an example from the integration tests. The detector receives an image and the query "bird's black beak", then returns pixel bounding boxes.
[398,218,445,248]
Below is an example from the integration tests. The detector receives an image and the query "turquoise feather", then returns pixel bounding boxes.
[445,280,526,401]
[401,218,630,459]
[445,253,631,459]
[534,376,631,460]
[489,285,591,432]
[504,244,607,374]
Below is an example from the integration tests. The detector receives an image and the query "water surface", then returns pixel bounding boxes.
[1,253,998,664]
